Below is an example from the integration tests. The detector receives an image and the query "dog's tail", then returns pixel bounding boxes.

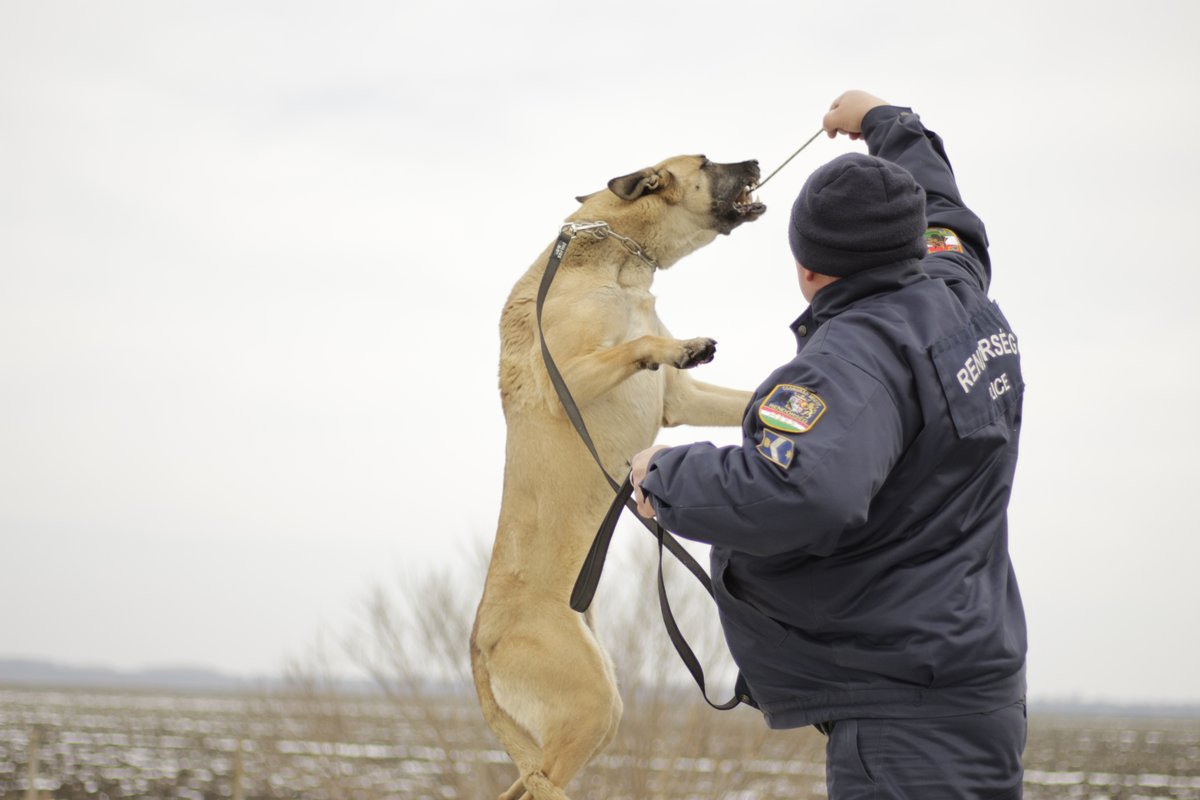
[471,639,571,800]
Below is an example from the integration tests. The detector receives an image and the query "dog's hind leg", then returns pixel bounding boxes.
[522,643,622,800]
[523,681,621,800]
[530,680,621,800]
[482,618,622,800]
[471,640,544,800]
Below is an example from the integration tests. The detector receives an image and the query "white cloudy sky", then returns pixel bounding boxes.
[2,1,1198,704]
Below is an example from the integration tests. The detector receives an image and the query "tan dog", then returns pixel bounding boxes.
[470,154,765,800]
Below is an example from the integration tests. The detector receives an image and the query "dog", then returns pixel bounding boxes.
[470,154,765,800]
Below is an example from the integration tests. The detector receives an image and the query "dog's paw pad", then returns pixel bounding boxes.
[677,338,717,369]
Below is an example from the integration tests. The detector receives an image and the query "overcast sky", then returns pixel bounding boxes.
[2,1,1198,704]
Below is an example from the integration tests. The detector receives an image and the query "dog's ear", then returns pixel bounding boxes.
[575,191,599,204]
[607,167,673,201]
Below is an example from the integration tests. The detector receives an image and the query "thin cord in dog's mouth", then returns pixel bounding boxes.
[748,128,825,193]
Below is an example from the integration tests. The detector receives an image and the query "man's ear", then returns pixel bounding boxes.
[607,167,673,201]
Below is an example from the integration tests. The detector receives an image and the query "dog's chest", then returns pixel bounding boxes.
[588,284,659,341]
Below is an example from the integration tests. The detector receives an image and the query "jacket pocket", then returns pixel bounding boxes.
[713,560,790,647]
[828,719,879,789]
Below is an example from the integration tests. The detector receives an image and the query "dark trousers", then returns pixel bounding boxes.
[824,701,1027,799]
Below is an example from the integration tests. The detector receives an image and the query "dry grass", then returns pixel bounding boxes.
[6,549,1198,798]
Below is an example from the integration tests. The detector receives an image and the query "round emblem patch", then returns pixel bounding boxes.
[925,227,964,254]
[758,384,826,434]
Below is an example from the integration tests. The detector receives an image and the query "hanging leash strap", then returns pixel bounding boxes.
[537,222,745,710]
[536,224,708,596]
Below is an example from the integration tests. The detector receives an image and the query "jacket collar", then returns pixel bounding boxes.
[790,258,929,344]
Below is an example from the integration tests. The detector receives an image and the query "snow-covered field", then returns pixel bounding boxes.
[1,686,1198,799]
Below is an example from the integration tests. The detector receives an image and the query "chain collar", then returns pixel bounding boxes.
[560,221,659,270]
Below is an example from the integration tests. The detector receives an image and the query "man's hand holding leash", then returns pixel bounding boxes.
[630,444,670,519]
[822,89,889,139]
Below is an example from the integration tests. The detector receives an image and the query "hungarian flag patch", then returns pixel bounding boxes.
[925,227,964,254]
[758,384,826,434]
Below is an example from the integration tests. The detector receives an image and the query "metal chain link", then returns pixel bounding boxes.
[560,221,660,270]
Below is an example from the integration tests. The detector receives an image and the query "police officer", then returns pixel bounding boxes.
[630,90,1028,799]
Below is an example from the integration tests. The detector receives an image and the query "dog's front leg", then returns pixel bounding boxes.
[549,334,716,411]
[663,371,753,427]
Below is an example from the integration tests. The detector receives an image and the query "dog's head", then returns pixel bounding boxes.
[571,155,765,267]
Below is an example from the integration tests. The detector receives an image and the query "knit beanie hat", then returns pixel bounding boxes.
[788,152,927,277]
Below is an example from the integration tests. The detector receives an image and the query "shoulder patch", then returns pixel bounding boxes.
[756,429,796,469]
[925,227,964,254]
[758,384,826,434]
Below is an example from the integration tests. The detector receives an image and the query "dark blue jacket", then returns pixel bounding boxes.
[639,106,1027,729]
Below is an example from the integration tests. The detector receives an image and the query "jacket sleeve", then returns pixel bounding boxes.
[861,105,991,292]
[637,352,904,558]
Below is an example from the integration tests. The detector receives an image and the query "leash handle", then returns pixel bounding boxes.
[570,476,716,611]
[535,234,711,609]
[569,478,630,611]
[570,477,714,612]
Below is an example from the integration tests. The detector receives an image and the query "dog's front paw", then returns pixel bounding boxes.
[674,337,717,369]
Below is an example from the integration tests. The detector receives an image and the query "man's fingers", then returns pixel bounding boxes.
[823,104,853,138]
[822,109,838,135]
[631,479,655,519]
[825,126,854,139]
[636,496,656,519]
[629,444,670,520]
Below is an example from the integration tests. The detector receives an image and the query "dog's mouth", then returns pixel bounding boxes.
[715,181,767,232]
[705,159,766,234]
[733,184,766,218]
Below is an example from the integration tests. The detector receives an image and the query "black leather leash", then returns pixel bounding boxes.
[537,222,751,711]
